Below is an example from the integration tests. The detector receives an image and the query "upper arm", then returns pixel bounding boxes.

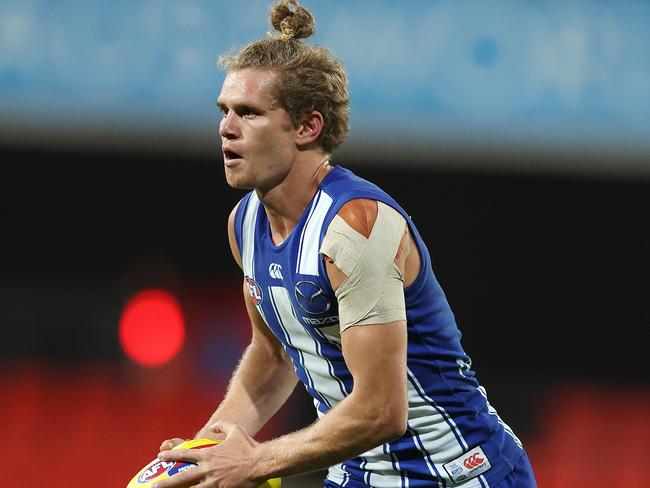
[323,199,410,431]
[341,320,408,434]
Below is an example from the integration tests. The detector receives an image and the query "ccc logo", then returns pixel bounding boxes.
[463,454,485,469]
[269,263,283,280]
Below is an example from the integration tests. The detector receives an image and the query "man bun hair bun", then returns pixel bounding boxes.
[270,0,315,40]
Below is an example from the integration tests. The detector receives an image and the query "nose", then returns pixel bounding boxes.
[219,111,239,140]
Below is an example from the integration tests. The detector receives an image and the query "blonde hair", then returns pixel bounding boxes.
[219,0,350,154]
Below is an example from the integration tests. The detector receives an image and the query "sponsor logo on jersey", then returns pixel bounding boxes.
[269,263,283,280]
[443,446,491,483]
[302,315,339,326]
[463,453,485,469]
[294,280,331,315]
[137,461,176,482]
[244,276,263,305]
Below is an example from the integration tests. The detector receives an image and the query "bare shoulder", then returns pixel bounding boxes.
[336,198,378,238]
[228,200,243,269]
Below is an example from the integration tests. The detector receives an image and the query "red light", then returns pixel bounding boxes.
[118,289,185,367]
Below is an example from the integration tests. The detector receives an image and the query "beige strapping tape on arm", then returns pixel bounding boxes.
[320,202,407,332]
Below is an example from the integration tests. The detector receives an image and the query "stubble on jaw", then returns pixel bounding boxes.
[224,169,252,191]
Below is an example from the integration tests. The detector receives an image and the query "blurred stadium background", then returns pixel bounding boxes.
[1,1,648,486]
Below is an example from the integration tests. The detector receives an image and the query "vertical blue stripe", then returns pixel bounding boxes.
[312,327,352,397]
[283,292,348,405]
[360,457,371,486]
[383,442,407,488]
[341,464,350,487]
[403,426,443,487]
[338,457,370,487]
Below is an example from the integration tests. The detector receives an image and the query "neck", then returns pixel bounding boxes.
[258,153,332,245]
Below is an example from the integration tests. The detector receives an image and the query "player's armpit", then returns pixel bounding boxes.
[321,199,409,332]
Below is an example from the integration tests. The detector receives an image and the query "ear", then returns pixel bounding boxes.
[295,111,325,147]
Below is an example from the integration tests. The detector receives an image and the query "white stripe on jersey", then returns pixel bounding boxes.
[407,368,468,461]
[326,463,349,487]
[295,191,319,274]
[357,443,406,488]
[297,190,333,276]
[323,366,477,486]
[341,464,351,487]
[479,474,490,488]
[268,286,346,406]
[478,386,523,449]
[451,475,488,488]
[406,425,441,482]
[242,193,260,277]
[268,287,328,407]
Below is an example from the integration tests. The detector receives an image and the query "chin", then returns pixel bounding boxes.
[224,170,254,190]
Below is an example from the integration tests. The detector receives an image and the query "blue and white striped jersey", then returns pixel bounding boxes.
[233,165,525,487]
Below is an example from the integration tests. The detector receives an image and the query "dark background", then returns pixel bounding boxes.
[2,144,648,486]
[4,146,648,377]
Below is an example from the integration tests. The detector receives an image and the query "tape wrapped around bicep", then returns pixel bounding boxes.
[320,202,407,332]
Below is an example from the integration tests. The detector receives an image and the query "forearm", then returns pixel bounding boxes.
[197,340,297,438]
[250,389,405,479]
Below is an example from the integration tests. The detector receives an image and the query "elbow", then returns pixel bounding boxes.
[385,415,409,442]
[374,404,408,444]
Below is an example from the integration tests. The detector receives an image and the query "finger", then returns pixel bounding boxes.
[209,420,236,436]
[151,465,203,488]
[192,481,216,488]
[157,448,201,464]
[159,437,186,451]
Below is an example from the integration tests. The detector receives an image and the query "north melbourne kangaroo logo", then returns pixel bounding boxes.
[463,453,485,469]
[269,263,283,279]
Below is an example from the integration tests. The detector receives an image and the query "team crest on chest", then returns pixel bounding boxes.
[244,276,263,305]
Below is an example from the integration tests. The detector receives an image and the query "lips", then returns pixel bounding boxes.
[223,149,242,160]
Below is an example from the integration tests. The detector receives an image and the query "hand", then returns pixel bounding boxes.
[159,431,227,453]
[153,421,263,488]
